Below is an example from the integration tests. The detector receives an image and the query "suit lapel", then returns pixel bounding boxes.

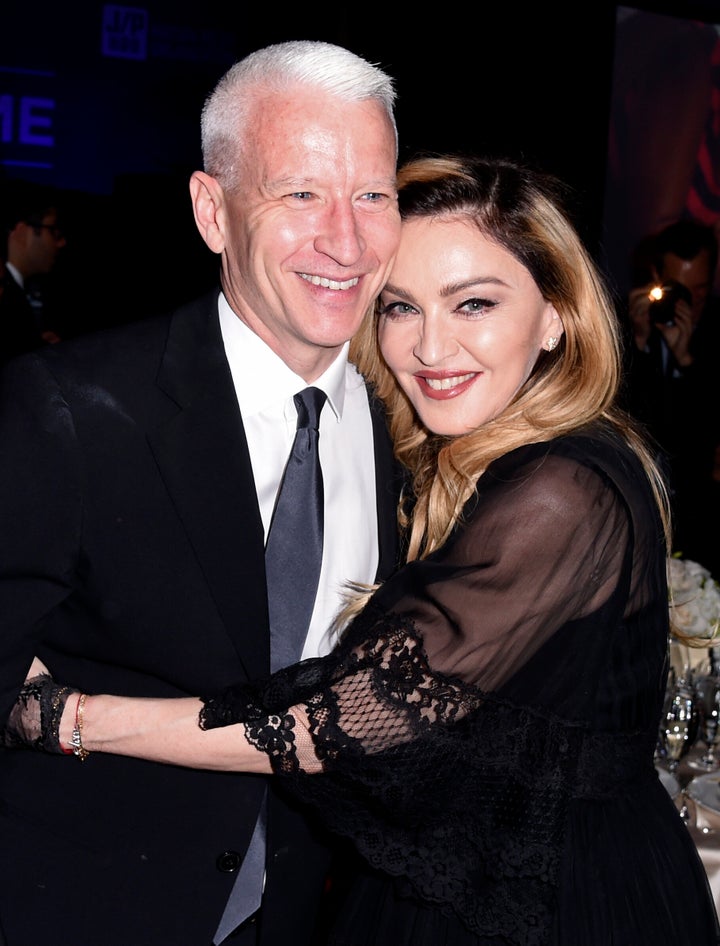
[147,295,403,679]
[147,293,269,681]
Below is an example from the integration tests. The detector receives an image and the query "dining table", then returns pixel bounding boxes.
[658,745,720,913]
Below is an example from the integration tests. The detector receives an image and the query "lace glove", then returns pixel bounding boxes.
[0,674,77,753]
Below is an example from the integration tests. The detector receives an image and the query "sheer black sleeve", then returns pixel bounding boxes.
[199,436,645,942]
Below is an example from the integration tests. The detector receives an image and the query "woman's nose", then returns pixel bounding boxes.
[412,316,458,365]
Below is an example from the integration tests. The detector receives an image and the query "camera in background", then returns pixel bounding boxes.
[648,280,692,326]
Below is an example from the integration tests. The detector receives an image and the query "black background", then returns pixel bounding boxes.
[2,0,720,332]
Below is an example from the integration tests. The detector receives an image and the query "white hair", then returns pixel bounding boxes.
[200,40,398,188]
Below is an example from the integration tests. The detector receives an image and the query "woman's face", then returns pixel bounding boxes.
[378,216,562,436]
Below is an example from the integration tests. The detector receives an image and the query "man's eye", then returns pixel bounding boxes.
[289,192,313,200]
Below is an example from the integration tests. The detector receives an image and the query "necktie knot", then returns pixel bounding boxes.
[294,387,326,431]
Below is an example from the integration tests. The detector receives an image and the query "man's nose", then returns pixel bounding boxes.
[313,204,364,265]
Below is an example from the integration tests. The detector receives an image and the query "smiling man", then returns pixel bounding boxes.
[0,41,403,946]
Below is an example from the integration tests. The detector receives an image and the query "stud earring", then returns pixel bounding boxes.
[546,336,558,351]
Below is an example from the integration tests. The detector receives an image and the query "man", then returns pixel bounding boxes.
[623,218,720,569]
[1,180,65,362]
[0,41,402,946]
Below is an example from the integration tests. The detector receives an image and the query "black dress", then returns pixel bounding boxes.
[201,423,720,945]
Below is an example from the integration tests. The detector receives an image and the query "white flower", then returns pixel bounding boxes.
[668,555,720,640]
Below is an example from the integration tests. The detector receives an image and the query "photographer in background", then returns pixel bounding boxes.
[622,218,720,572]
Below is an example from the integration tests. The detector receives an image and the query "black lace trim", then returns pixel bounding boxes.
[200,608,587,944]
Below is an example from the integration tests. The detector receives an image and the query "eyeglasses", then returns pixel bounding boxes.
[32,223,65,241]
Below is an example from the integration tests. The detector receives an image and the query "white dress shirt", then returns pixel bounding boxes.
[219,293,379,658]
[5,262,23,289]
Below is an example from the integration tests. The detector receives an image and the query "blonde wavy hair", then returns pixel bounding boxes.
[349,155,671,570]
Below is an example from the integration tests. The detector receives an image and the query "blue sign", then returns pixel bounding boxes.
[101,5,149,61]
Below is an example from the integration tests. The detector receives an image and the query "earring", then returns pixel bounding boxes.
[546,336,558,351]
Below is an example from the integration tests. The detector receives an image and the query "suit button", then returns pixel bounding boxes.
[216,850,242,873]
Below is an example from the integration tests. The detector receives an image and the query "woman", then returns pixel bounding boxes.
[8,155,719,945]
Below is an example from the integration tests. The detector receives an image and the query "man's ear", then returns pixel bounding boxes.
[189,171,225,254]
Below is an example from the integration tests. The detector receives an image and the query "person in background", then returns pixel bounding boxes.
[10,155,718,946]
[603,9,720,296]
[623,218,720,573]
[0,256,10,306]
[0,40,402,946]
[1,178,65,360]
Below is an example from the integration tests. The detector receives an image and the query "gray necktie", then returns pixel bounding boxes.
[213,387,326,944]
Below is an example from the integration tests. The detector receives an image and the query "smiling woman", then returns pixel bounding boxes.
[377,213,562,437]
[6,154,720,946]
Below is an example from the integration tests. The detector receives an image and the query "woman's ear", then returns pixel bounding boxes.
[189,171,225,255]
[542,305,565,351]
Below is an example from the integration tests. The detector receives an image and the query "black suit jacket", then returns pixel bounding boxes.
[0,272,49,364]
[0,290,402,946]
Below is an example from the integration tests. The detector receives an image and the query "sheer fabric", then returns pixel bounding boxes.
[201,425,720,945]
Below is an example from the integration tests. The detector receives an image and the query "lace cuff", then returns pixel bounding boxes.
[0,674,77,754]
[198,681,268,730]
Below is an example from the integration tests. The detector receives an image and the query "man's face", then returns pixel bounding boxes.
[28,213,66,275]
[9,211,66,279]
[217,88,400,379]
[660,249,714,325]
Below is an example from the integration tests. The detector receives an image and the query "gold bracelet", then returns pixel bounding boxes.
[71,693,90,762]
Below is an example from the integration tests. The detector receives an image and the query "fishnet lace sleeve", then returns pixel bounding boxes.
[199,433,640,943]
[200,610,584,944]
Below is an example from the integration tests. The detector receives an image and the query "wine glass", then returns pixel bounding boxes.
[663,683,697,774]
[690,672,720,771]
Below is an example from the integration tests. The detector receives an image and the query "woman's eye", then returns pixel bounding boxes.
[379,300,417,320]
[458,297,496,316]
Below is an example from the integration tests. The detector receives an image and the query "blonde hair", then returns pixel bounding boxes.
[350,155,671,564]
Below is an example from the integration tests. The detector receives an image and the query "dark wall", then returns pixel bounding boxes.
[2,1,715,332]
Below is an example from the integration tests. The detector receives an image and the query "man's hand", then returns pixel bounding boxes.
[657,296,695,368]
[628,284,654,350]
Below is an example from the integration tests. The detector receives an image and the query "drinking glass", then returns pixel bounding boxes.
[663,683,697,774]
[690,673,720,771]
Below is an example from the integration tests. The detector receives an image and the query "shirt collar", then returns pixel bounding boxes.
[218,292,348,421]
[6,262,23,288]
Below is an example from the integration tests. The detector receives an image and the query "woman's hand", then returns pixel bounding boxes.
[2,659,278,775]
[1,662,77,754]
[26,655,50,680]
